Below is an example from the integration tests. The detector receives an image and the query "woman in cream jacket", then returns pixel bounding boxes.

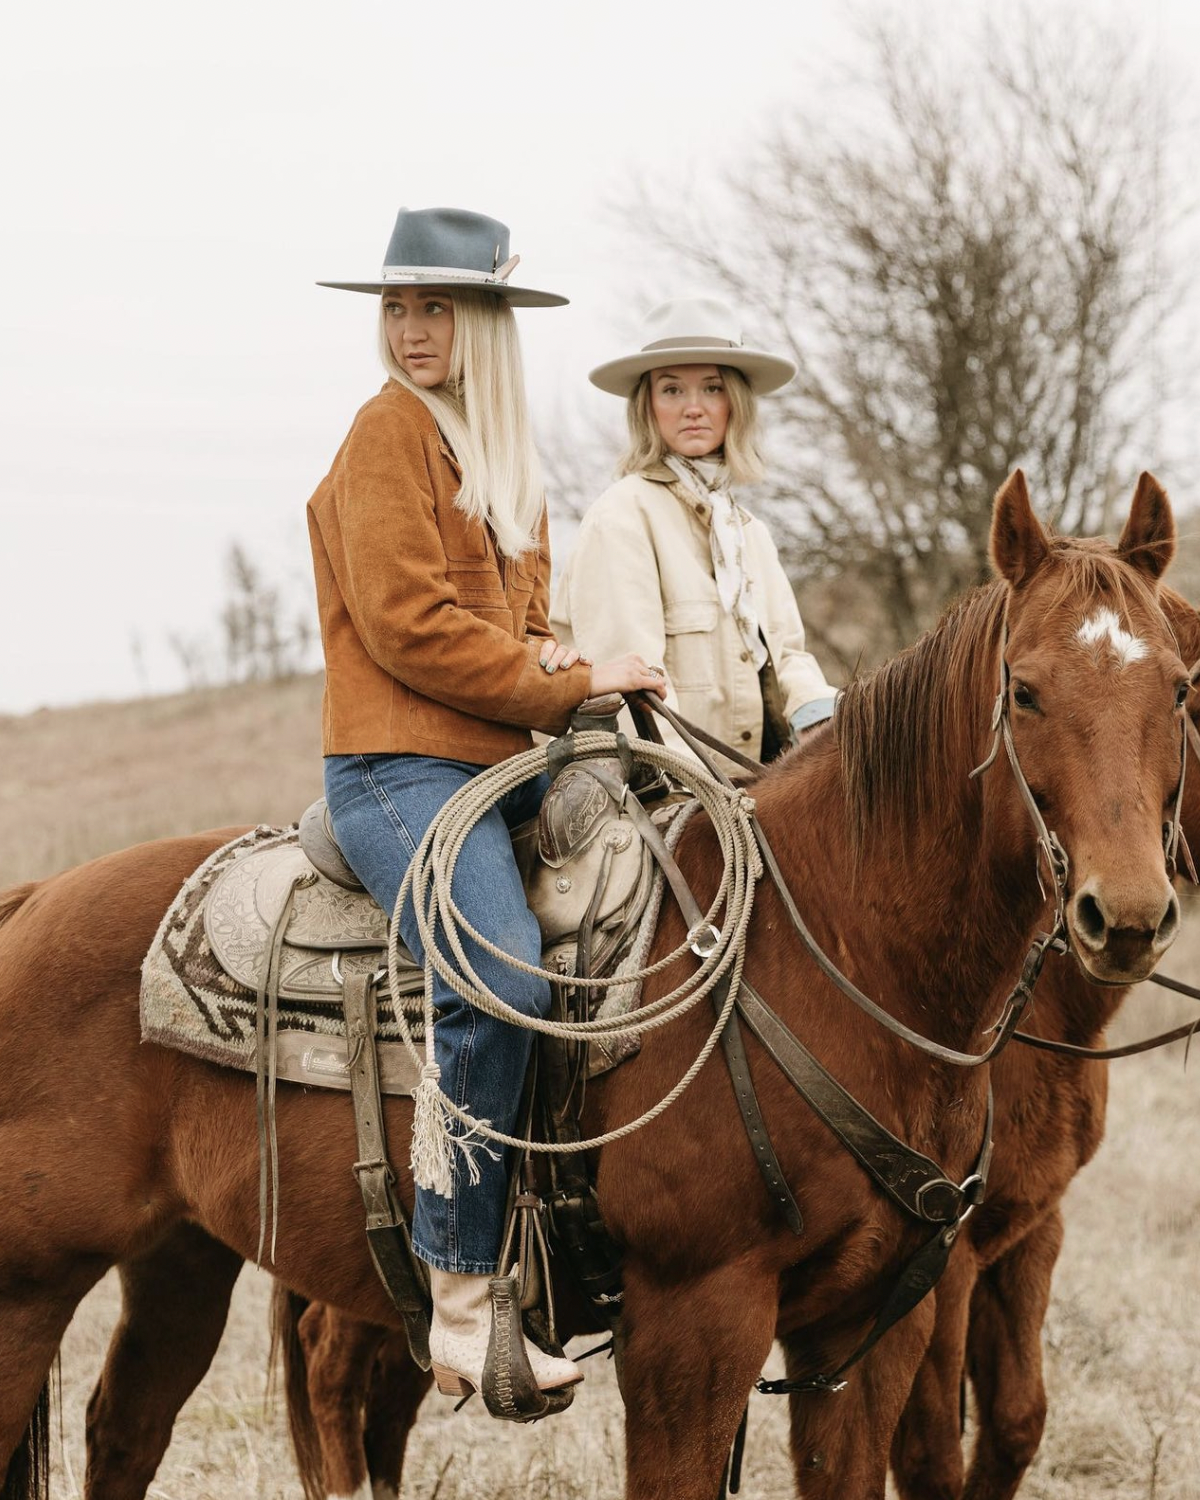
[553,296,836,763]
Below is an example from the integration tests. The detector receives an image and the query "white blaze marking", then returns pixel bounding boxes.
[1077,608,1148,667]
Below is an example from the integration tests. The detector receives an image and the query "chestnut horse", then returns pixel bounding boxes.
[263,509,1200,1500]
[3,474,1188,1500]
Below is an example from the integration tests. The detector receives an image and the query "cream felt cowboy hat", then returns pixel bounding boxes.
[589,296,796,396]
[318,206,568,308]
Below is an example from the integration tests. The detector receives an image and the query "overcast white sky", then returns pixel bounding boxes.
[0,0,1189,713]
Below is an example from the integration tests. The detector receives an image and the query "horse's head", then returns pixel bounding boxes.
[992,470,1187,983]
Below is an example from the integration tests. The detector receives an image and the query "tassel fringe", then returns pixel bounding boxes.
[410,1062,501,1196]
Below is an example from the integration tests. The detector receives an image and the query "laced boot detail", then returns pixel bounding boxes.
[427,1268,581,1399]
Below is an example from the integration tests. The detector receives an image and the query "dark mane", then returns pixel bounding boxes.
[836,537,1169,859]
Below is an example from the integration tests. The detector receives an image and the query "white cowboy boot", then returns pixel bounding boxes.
[428,1267,582,1397]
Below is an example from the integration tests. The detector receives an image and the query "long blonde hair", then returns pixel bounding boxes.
[378,289,543,557]
[618,366,766,486]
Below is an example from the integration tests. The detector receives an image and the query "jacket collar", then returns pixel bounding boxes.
[383,379,463,477]
[638,462,753,525]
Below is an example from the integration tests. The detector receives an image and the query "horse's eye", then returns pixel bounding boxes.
[1176,681,1191,710]
[1013,683,1038,712]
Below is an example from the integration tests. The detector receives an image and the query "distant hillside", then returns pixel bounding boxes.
[0,673,325,887]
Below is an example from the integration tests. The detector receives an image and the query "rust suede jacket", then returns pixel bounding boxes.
[308,381,590,762]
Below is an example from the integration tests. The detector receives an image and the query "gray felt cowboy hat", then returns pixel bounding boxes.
[318,206,568,308]
[589,296,795,396]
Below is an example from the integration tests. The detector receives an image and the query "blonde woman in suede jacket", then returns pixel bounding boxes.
[553,296,836,766]
[308,207,664,1406]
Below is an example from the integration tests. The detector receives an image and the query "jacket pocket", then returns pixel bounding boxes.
[664,600,719,690]
[511,548,539,586]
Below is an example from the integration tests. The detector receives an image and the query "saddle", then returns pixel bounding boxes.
[204,779,660,1021]
[202,744,681,1100]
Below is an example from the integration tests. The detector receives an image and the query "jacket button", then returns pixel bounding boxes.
[740,730,752,742]
[740,650,751,662]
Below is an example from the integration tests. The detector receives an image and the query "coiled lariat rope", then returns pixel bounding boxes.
[386,730,764,1197]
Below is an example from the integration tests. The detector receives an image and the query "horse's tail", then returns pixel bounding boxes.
[269,1284,324,1500]
[0,883,38,934]
[2,1365,52,1500]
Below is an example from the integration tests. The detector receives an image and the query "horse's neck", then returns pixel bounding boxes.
[754,739,1046,1053]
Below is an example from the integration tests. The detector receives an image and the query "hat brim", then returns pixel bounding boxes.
[317,275,567,308]
[589,344,796,397]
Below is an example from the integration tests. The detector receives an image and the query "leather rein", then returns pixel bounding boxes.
[637,619,1200,1068]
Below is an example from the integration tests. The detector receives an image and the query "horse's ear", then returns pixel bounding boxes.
[990,469,1049,588]
[1118,472,1175,582]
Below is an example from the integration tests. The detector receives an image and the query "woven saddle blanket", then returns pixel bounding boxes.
[141,809,695,1097]
[140,826,430,1095]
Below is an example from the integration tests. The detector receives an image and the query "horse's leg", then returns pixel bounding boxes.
[783,1297,935,1500]
[962,1212,1063,1500]
[297,1303,388,1500]
[0,1270,104,1492]
[620,1257,778,1500]
[84,1225,243,1500]
[889,1244,977,1500]
[361,1333,432,1500]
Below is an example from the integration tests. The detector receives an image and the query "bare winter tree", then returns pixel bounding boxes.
[614,10,1191,669]
[220,542,315,683]
[166,542,316,690]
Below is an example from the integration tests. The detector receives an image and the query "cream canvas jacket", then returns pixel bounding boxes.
[551,465,835,762]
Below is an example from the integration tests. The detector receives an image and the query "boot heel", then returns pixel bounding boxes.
[432,1363,474,1397]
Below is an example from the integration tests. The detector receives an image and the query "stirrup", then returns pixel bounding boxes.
[481,1273,577,1423]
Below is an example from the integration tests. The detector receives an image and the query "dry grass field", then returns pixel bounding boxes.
[4,677,1200,1498]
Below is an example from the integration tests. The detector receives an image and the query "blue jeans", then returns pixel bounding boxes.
[324,753,550,1274]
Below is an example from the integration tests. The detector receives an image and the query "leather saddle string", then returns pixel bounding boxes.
[255,871,311,1265]
[569,760,711,940]
[629,691,1053,1068]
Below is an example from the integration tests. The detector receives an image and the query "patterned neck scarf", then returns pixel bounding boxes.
[665,454,768,671]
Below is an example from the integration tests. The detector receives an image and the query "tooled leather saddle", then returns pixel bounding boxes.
[201,726,682,1098]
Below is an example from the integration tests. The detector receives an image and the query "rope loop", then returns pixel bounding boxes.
[386,732,760,1191]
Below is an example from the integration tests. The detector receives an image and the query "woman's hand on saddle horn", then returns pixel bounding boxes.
[588,653,669,700]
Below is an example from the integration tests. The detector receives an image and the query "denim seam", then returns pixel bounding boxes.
[356,755,419,861]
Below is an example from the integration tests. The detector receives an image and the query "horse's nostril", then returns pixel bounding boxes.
[1074,892,1107,946]
[1155,894,1181,950]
